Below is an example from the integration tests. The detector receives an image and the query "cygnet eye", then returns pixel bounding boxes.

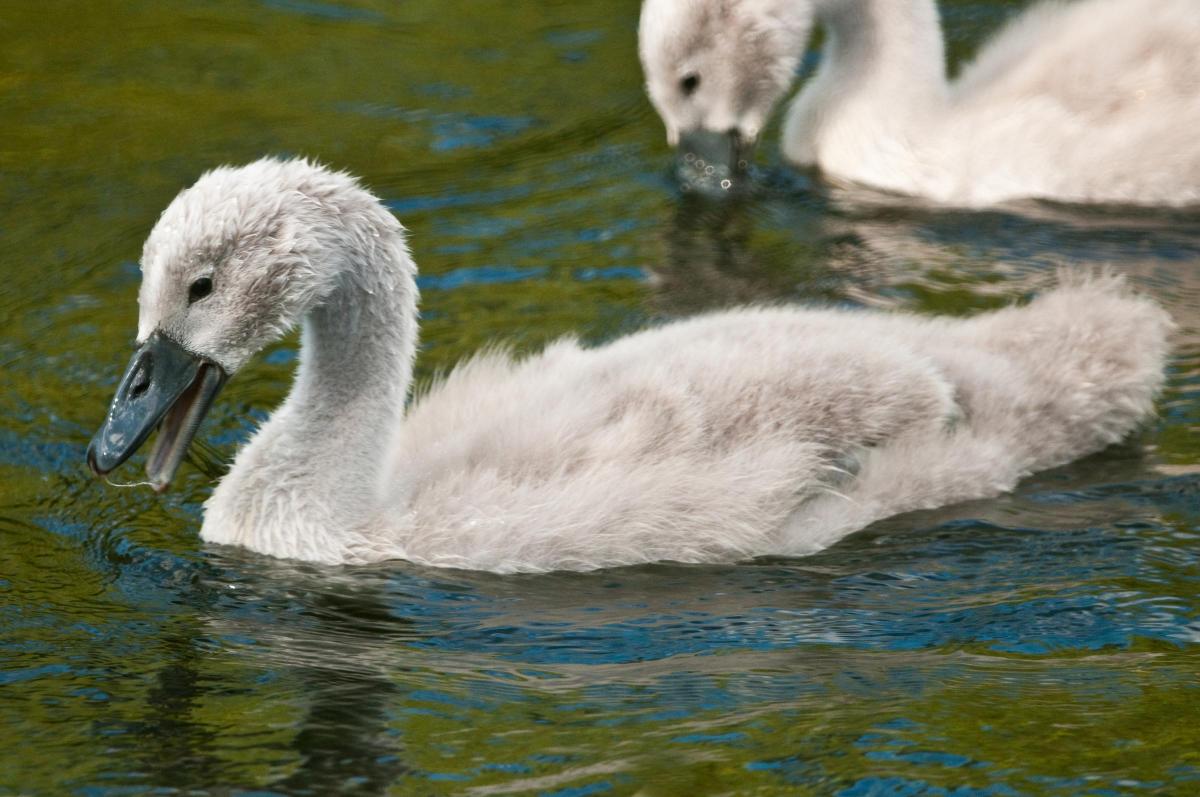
[680,73,700,96]
[188,276,213,304]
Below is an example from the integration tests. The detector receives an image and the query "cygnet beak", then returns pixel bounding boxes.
[675,128,755,194]
[86,331,227,492]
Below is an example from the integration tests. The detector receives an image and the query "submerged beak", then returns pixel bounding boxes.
[675,128,755,194]
[86,331,226,492]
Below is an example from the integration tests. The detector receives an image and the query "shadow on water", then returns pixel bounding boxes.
[268,584,413,797]
[90,553,418,795]
[128,621,224,790]
[649,192,807,314]
[653,165,1200,332]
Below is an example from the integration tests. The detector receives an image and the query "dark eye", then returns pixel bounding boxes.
[188,277,213,304]
[680,73,700,96]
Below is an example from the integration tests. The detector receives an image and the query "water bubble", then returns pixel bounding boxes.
[720,179,732,190]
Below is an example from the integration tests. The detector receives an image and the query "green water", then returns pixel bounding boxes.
[2,1,1199,794]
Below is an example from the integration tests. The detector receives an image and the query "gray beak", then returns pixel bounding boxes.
[676,129,755,194]
[86,331,226,492]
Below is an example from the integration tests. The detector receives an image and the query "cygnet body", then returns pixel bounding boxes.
[88,160,1170,571]
[639,0,1200,206]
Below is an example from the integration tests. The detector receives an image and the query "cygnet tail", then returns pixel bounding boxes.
[965,270,1172,474]
[781,272,1171,557]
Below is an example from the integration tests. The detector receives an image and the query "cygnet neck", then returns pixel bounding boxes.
[815,0,948,111]
[285,215,419,525]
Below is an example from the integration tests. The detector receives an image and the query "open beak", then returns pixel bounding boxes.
[86,331,226,492]
[676,128,755,194]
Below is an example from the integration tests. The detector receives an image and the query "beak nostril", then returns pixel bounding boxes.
[128,354,152,399]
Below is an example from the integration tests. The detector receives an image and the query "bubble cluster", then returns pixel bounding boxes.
[675,131,751,194]
[678,151,742,194]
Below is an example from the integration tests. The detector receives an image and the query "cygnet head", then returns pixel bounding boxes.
[87,158,404,490]
[639,0,812,185]
[138,158,392,373]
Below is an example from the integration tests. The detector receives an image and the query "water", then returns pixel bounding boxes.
[2,0,1199,794]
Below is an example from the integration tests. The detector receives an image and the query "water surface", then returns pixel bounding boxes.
[2,1,1199,794]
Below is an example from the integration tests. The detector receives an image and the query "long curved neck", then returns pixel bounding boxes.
[287,223,419,529]
[782,0,947,178]
[816,0,947,106]
[202,213,419,559]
